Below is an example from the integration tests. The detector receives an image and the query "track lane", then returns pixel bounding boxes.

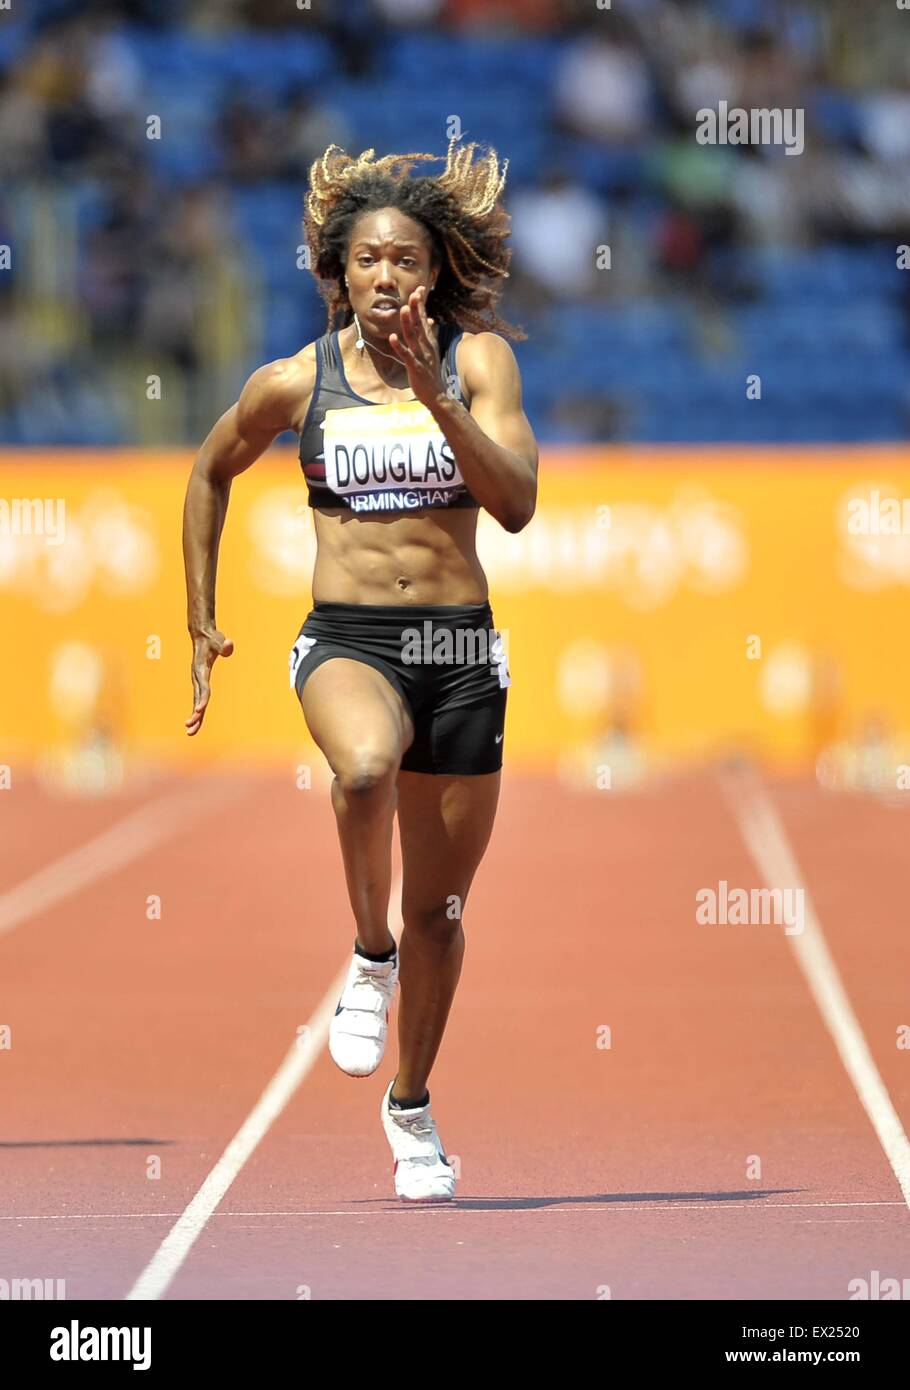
[4,769,907,1299]
[1,772,348,1297]
[153,770,909,1299]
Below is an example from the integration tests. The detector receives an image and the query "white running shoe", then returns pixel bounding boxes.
[380,1080,456,1203]
[328,947,398,1078]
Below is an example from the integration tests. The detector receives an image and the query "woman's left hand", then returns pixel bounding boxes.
[388,286,447,409]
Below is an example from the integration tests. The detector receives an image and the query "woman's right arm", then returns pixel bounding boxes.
[183,351,315,736]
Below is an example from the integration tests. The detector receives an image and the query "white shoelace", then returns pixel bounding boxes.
[390,1108,447,1164]
[339,967,395,1013]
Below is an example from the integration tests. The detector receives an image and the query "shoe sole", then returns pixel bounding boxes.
[397,1193,455,1204]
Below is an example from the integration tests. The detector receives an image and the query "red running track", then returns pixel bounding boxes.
[1,766,909,1300]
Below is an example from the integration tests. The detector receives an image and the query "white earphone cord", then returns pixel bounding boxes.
[352,312,405,365]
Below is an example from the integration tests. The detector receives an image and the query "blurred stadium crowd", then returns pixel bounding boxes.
[0,0,908,447]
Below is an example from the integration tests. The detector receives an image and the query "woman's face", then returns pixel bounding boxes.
[344,207,438,340]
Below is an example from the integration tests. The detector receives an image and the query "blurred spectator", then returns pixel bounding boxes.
[20,29,103,166]
[737,26,804,115]
[140,184,228,372]
[861,81,910,165]
[218,96,285,183]
[81,169,158,349]
[555,30,654,144]
[0,69,47,178]
[279,92,353,181]
[375,0,445,25]
[509,172,606,302]
[546,392,629,443]
[446,0,559,29]
[81,17,144,122]
[0,0,907,447]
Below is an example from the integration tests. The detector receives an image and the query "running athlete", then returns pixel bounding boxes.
[182,141,538,1202]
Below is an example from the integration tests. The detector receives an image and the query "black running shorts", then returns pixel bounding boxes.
[288,601,510,775]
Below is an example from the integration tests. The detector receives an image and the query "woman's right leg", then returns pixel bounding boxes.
[300,658,414,955]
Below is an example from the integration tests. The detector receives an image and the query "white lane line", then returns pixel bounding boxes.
[0,777,247,937]
[124,874,404,1302]
[719,765,910,1212]
[4,1200,906,1223]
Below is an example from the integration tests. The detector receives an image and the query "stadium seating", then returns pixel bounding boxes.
[1,16,907,445]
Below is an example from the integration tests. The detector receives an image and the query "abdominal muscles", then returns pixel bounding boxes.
[311,508,487,606]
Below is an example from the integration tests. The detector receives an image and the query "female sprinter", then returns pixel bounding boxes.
[182,141,538,1202]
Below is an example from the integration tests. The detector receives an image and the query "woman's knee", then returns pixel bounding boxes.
[401,896,465,941]
[334,744,400,797]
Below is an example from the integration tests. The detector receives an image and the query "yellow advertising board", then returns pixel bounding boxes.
[1,446,908,782]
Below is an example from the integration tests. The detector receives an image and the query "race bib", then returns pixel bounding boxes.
[322,401,468,512]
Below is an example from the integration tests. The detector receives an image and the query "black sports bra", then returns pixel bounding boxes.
[297,322,479,514]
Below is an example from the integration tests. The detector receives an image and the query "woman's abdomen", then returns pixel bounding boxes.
[311,509,488,606]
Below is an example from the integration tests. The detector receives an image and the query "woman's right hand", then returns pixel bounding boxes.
[185,626,234,736]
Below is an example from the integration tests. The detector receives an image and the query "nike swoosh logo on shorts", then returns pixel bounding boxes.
[495,733,503,743]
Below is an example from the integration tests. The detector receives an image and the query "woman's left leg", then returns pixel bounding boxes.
[392,768,501,1103]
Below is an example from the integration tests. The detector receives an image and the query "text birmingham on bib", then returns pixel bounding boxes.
[321,400,469,512]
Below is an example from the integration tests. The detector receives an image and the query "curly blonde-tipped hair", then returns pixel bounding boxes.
[302,139,525,339]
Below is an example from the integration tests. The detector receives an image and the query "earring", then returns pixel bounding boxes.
[354,312,364,351]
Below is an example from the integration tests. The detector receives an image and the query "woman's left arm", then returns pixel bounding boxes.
[390,290,539,533]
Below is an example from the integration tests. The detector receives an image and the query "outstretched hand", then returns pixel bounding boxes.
[388,286,446,409]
